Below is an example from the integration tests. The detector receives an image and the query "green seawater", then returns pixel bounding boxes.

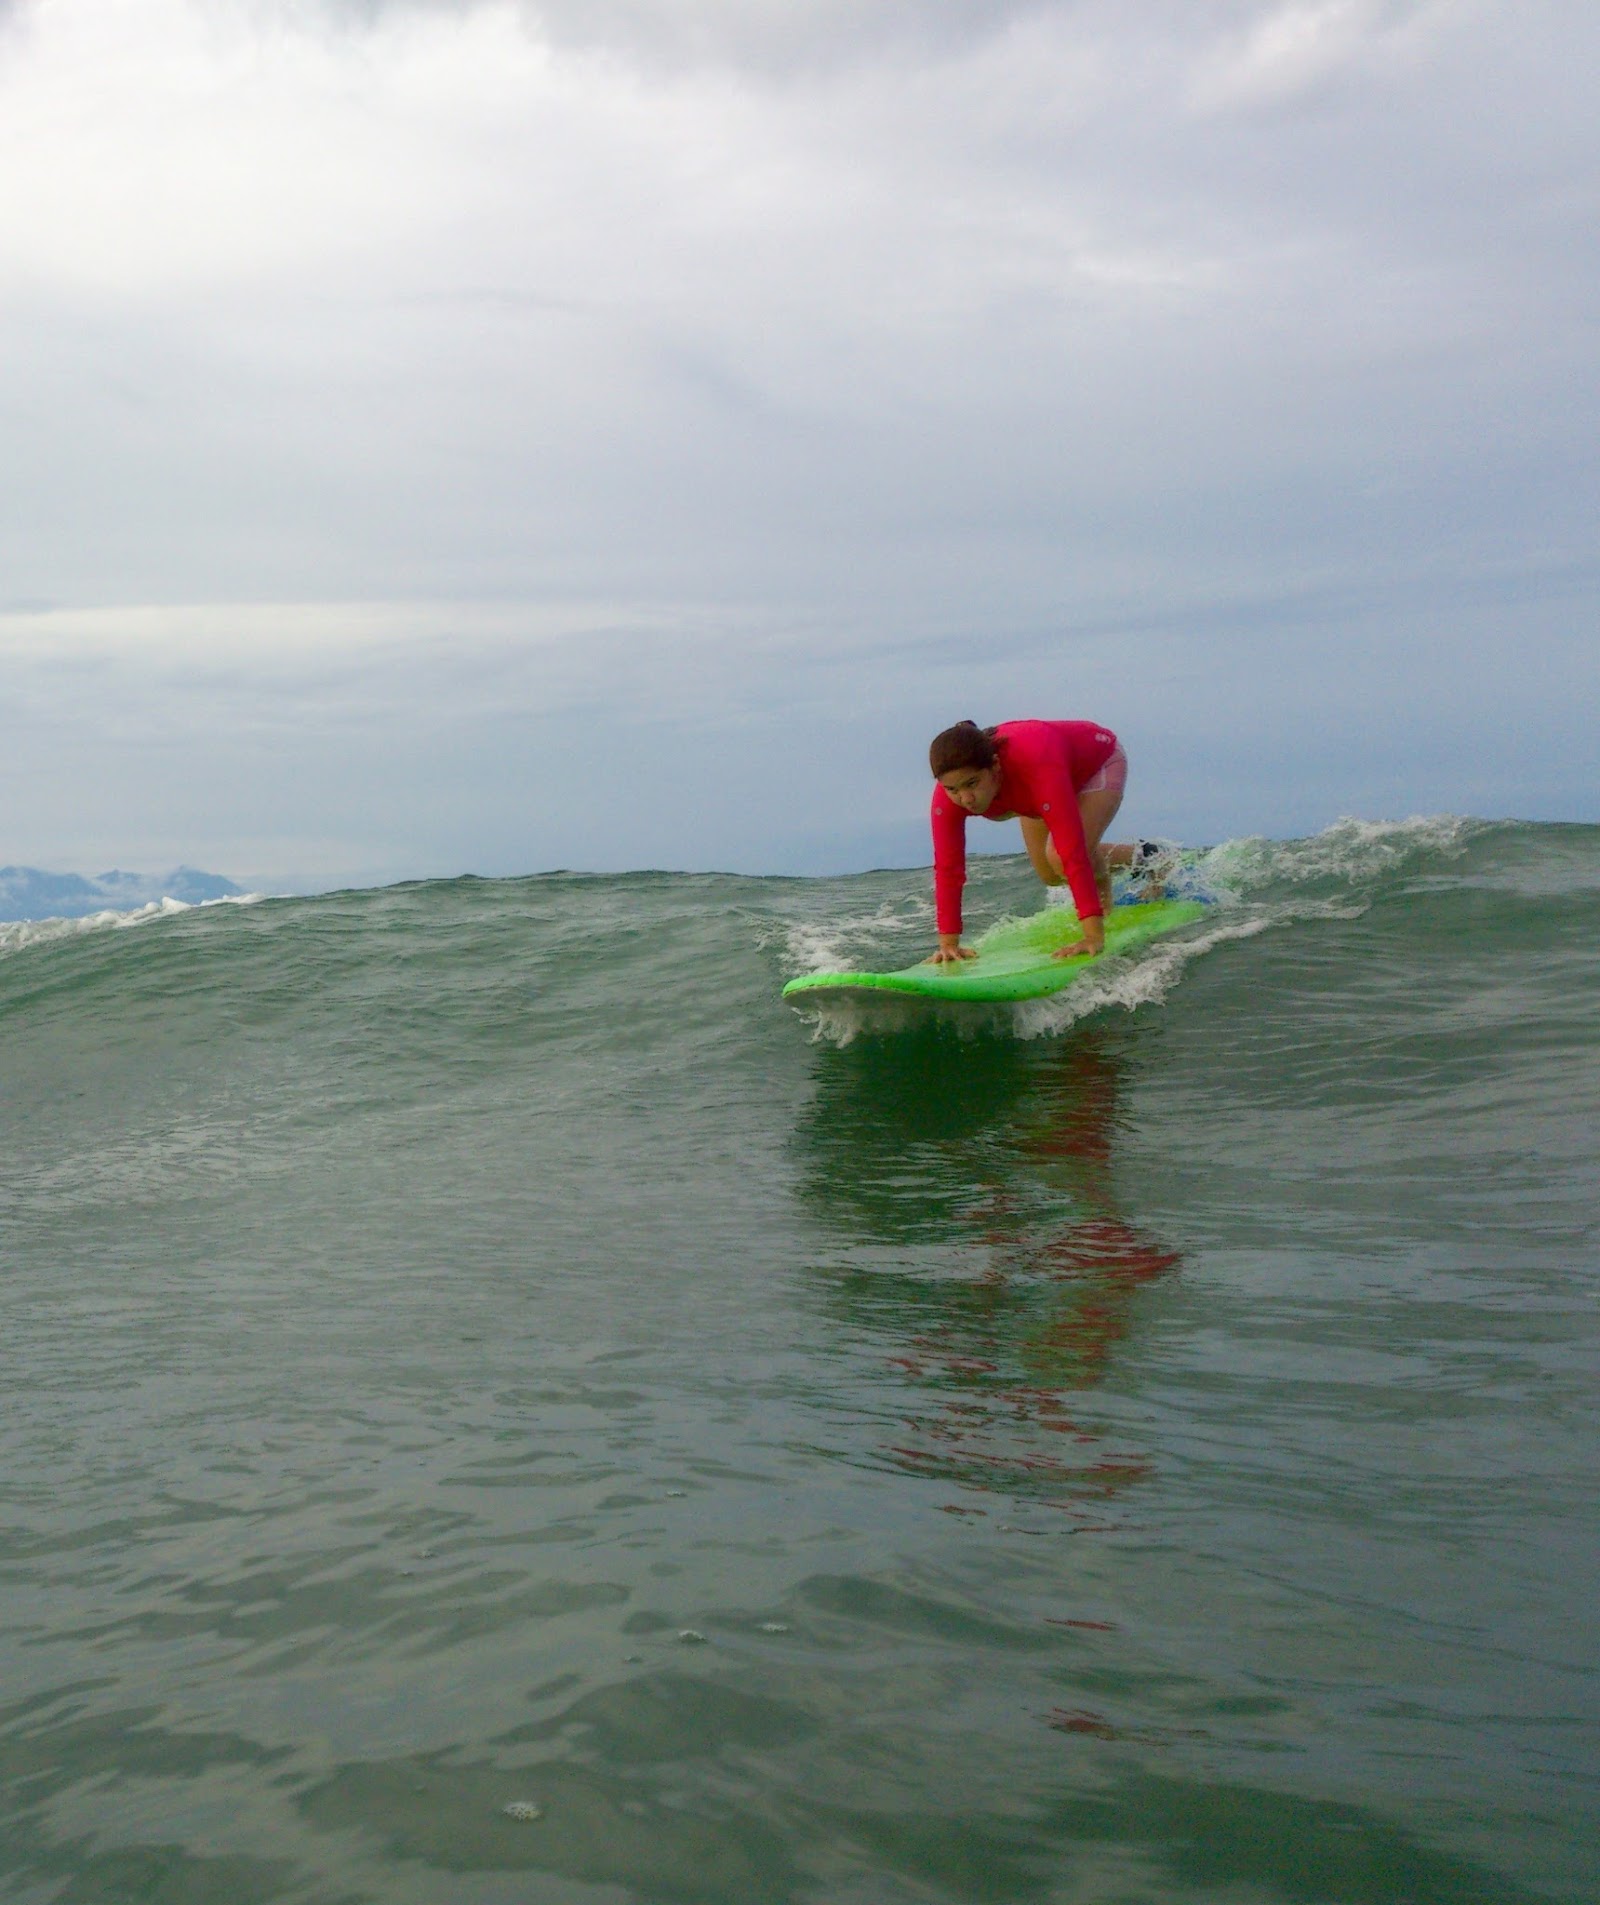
[2,817,1596,1904]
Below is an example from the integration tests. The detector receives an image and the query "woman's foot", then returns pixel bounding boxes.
[1129,839,1177,899]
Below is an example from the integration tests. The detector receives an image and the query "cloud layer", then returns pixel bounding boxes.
[1,0,1594,882]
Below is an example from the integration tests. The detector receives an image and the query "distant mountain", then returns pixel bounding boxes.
[0,865,244,922]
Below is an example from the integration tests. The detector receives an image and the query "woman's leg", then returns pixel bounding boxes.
[1072,742,1131,910]
[1080,787,1124,913]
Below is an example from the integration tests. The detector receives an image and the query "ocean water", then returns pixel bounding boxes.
[2,817,1596,1905]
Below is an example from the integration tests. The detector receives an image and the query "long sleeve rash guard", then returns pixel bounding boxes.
[930,720,1118,936]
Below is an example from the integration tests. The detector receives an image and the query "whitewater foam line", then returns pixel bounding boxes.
[0,891,265,960]
[794,992,1013,1046]
[1201,813,1482,891]
[1009,913,1265,1038]
[1015,889,1372,1037]
[767,895,934,979]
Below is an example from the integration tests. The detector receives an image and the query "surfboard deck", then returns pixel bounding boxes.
[782,899,1211,1005]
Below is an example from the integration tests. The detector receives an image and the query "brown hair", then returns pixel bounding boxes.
[929,720,999,778]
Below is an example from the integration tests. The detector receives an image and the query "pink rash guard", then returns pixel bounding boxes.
[931,720,1118,936]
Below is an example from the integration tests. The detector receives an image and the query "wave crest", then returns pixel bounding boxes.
[0,892,264,960]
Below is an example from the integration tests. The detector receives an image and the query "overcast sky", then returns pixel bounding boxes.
[2,0,1595,889]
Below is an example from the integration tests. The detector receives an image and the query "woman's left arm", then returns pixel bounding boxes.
[1040,765,1106,958]
[1043,800,1102,926]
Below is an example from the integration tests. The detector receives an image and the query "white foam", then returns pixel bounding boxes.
[1018,882,1377,1036]
[1201,813,1478,892]
[0,891,264,960]
[794,991,1016,1047]
[1011,912,1270,1037]
[765,896,932,979]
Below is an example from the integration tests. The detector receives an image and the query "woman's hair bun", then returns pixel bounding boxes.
[929,720,1000,777]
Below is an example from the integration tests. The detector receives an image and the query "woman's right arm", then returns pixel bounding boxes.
[929,794,976,961]
[932,931,977,964]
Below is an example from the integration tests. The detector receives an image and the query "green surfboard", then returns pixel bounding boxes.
[782,899,1211,1006]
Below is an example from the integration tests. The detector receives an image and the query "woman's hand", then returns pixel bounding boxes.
[1051,919,1106,961]
[929,934,978,964]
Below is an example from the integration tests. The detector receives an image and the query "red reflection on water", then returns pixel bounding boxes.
[1046,1708,1120,1739]
[879,1039,1183,1519]
[1046,1706,1211,1746]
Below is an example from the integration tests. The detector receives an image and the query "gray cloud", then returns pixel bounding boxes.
[0,0,1595,882]
[314,0,1075,77]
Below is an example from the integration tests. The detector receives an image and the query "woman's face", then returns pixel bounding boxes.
[938,762,1001,815]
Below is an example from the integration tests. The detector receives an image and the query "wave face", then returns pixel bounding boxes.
[2,818,1596,1904]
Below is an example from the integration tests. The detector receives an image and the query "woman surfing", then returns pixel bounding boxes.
[928,719,1151,965]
